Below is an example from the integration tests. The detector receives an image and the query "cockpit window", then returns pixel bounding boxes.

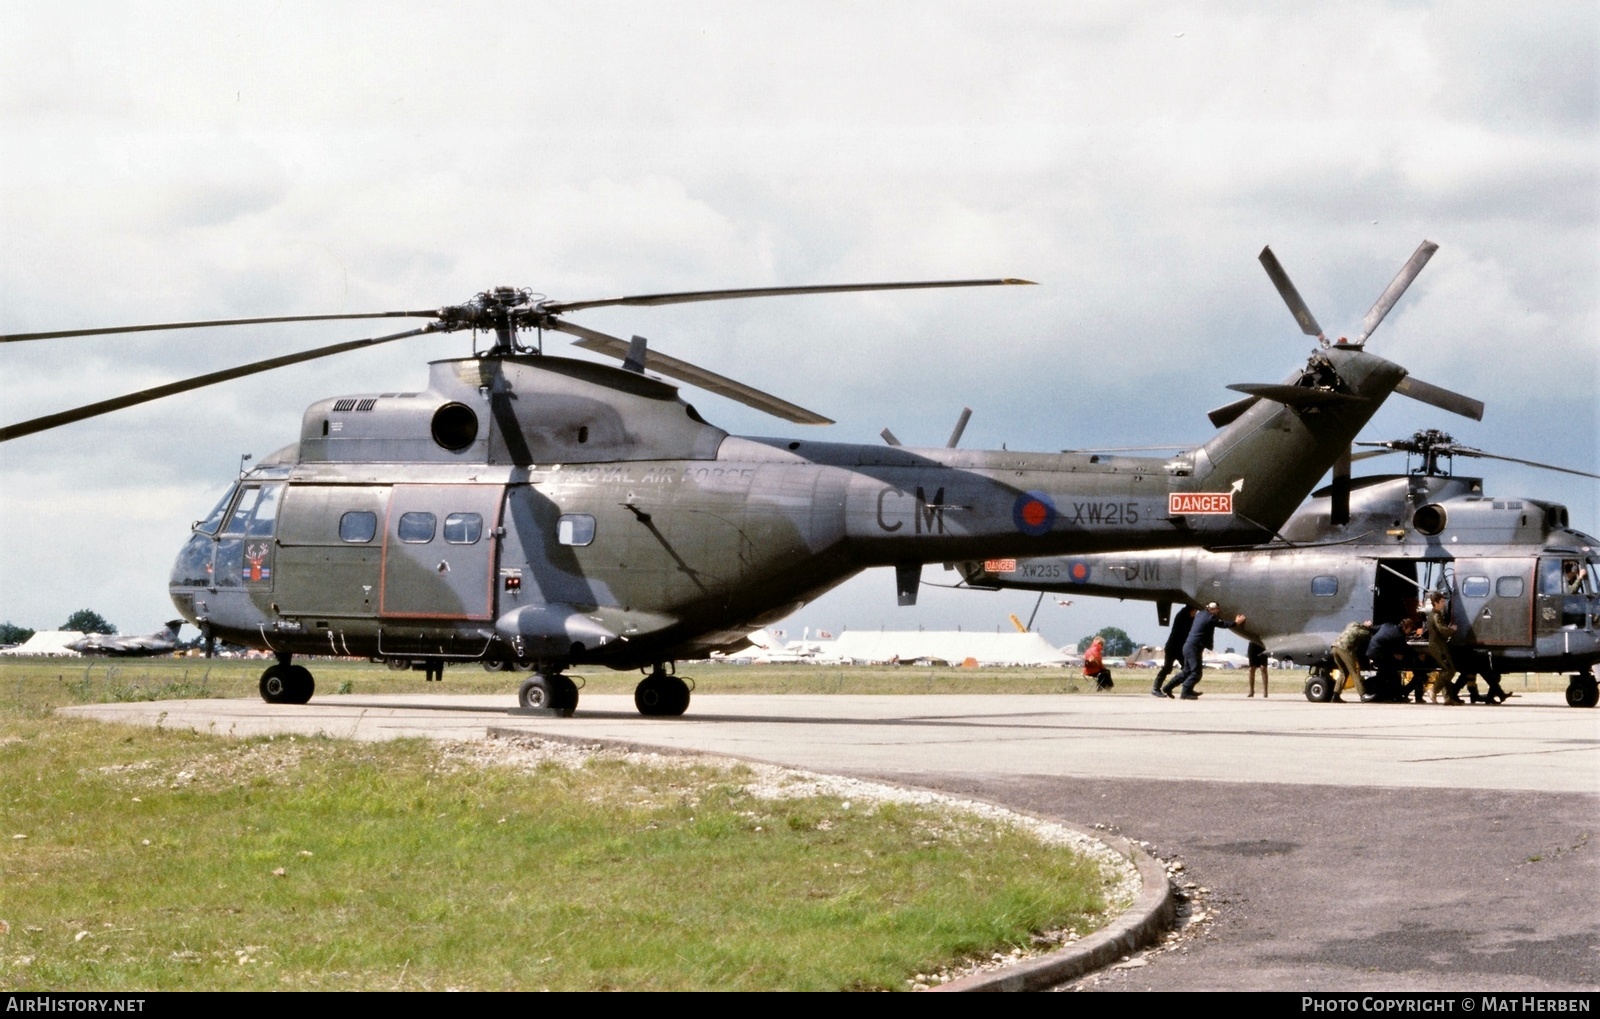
[195,484,238,535]
[219,483,285,538]
[246,484,283,537]
[221,487,261,536]
[1539,559,1586,595]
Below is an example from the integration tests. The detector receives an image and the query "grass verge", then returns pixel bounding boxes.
[0,669,1127,991]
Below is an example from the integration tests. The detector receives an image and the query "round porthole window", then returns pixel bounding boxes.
[431,403,479,451]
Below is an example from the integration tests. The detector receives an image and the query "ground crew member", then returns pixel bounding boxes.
[1365,619,1412,702]
[1151,604,1197,697]
[1161,601,1246,700]
[1424,592,1460,704]
[1330,619,1373,702]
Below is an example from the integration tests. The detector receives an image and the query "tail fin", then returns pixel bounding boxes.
[1188,346,1404,536]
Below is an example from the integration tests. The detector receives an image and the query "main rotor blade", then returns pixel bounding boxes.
[1446,448,1600,480]
[542,278,1035,315]
[1,310,440,344]
[1258,247,1326,342]
[1394,375,1485,421]
[946,407,972,448]
[0,325,437,443]
[1349,447,1396,462]
[551,320,834,425]
[1356,240,1438,344]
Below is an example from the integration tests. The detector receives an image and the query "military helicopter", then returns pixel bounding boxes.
[0,245,1476,717]
[960,429,1600,708]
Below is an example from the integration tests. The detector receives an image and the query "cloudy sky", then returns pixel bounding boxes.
[1,2,1595,651]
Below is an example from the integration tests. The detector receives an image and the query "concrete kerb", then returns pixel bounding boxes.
[484,725,1176,991]
[935,827,1175,992]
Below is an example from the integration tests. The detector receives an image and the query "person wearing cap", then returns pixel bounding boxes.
[1160,601,1247,700]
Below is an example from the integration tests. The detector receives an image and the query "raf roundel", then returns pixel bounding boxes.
[1068,560,1091,583]
[1012,491,1057,537]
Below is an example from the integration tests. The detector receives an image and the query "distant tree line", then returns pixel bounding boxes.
[1076,626,1135,656]
[0,609,118,647]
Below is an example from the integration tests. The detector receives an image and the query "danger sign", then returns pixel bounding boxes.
[1169,492,1234,515]
[983,559,1018,573]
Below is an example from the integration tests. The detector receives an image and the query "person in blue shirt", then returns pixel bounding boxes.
[1150,604,1197,697]
[1160,601,1247,700]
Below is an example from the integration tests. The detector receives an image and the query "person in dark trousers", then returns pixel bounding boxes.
[1366,618,1420,702]
[1161,601,1247,700]
[1151,604,1197,697]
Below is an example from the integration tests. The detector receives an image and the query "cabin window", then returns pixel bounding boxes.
[398,511,436,543]
[195,484,238,535]
[557,514,595,547]
[1461,576,1491,598]
[1310,575,1338,597]
[444,512,483,544]
[1496,576,1525,598]
[339,511,378,543]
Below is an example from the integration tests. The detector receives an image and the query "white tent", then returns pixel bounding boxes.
[0,631,85,656]
[827,631,1068,667]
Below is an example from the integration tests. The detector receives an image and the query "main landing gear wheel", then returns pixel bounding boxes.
[635,671,691,717]
[1303,668,1335,703]
[518,674,578,716]
[259,663,314,705]
[1565,674,1598,708]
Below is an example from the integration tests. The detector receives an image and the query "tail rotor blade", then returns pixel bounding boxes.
[1394,376,1485,421]
[1356,240,1438,344]
[1259,246,1327,342]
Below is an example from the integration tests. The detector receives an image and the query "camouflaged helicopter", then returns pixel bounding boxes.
[0,247,1477,717]
[962,429,1600,709]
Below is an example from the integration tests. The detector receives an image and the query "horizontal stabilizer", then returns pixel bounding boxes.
[1224,383,1365,407]
[1207,394,1259,428]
